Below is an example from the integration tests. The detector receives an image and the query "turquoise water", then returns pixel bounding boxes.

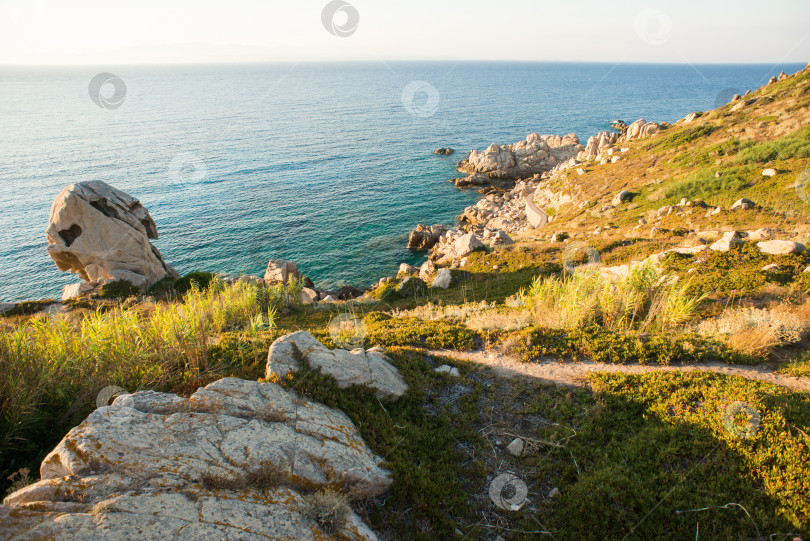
[0,61,803,302]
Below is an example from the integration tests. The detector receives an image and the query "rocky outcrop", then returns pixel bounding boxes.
[433,148,455,155]
[458,133,583,180]
[625,119,660,140]
[451,173,490,188]
[408,224,448,251]
[2,377,389,540]
[266,332,408,400]
[46,181,179,296]
[265,259,300,285]
[577,131,620,161]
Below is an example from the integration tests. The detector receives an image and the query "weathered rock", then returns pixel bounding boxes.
[62,282,96,301]
[625,119,660,140]
[419,259,437,281]
[266,332,408,400]
[431,268,452,289]
[756,240,806,255]
[506,438,525,457]
[336,286,363,300]
[2,377,388,540]
[683,112,701,123]
[397,276,427,297]
[300,287,318,304]
[762,168,777,177]
[435,365,460,377]
[454,233,485,258]
[612,190,631,206]
[452,174,490,187]
[264,259,300,285]
[459,133,582,179]
[731,198,755,210]
[490,230,514,246]
[45,181,179,290]
[398,263,419,276]
[710,231,744,252]
[761,264,780,272]
[408,224,447,251]
[434,148,455,155]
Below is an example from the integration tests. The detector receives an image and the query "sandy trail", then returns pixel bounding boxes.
[427,349,810,393]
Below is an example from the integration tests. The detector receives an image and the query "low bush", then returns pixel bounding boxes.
[364,313,476,350]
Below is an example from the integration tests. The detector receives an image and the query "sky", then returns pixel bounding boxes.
[0,0,809,65]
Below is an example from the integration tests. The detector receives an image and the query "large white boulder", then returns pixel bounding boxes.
[266,332,408,400]
[1,378,387,540]
[45,181,179,290]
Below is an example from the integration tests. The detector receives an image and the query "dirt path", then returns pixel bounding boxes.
[427,349,810,393]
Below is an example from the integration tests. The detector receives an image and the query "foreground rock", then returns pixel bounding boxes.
[433,147,454,155]
[2,377,388,540]
[46,181,179,297]
[458,133,582,180]
[267,332,408,400]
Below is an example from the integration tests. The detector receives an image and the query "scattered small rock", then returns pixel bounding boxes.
[757,240,806,255]
[506,438,525,457]
[548,487,561,499]
[435,365,461,378]
[730,198,755,210]
[762,168,777,177]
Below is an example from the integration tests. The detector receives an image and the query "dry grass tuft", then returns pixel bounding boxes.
[696,303,809,358]
[302,487,351,534]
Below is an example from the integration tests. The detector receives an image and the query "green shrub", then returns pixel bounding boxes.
[2,300,55,318]
[98,280,140,300]
[514,326,745,365]
[665,168,748,202]
[364,313,476,350]
[734,126,810,163]
[174,272,217,295]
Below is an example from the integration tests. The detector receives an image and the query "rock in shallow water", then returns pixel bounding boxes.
[2,377,388,540]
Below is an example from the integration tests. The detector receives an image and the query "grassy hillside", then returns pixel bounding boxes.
[2,67,810,538]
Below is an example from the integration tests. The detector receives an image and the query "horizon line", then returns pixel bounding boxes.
[1,59,808,68]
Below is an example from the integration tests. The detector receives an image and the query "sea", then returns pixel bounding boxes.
[0,61,804,302]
